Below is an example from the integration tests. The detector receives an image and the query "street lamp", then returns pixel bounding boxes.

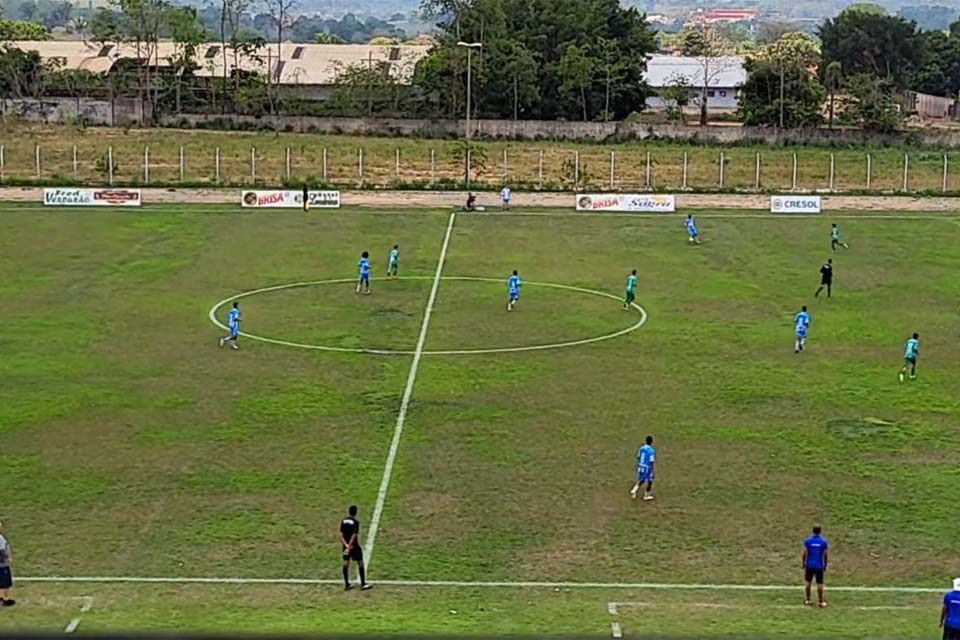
[457,41,482,139]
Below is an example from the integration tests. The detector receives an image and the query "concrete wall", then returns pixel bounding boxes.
[0,97,146,127]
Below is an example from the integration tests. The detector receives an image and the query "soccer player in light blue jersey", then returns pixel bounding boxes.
[507,270,521,311]
[795,305,811,354]
[684,214,700,244]
[219,301,241,350]
[900,332,919,382]
[387,245,399,279]
[631,435,656,501]
[357,251,371,294]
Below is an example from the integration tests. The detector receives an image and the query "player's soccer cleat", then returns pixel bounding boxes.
[344,584,353,592]
[361,584,373,591]
[643,494,654,501]
[899,372,905,382]
[1,600,15,607]
[219,337,225,347]
[817,601,828,608]
[804,600,813,607]
[909,374,916,380]
[231,344,239,350]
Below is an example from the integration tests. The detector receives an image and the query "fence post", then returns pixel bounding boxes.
[645,151,652,189]
[538,150,543,190]
[144,146,149,184]
[866,153,872,190]
[755,152,761,190]
[35,144,41,179]
[215,147,221,184]
[718,152,725,189]
[430,149,435,185]
[179,146,184,182]
[358,148,364,186]
[285,147,291,182]
[0,144,5,182]
[902,153,909,192]
[682,152,688,190]
[943,155,948,193]
[502,148,508,183]
[609,151,615,190]
[108,146,114,185]
[466,149,472,188]
[395,148,400,181]
[251,147,256,184]
[574,151,580,191]
[791,153,798,191]
[323,148,328,183]
[829,154,835,191]
[72,145,78,179]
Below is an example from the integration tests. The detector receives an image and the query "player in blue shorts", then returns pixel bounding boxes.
[219,301,241,350]
[507,270,521,311]
[357,251,371,295]
[684,214,700,244]
[794,305,810,353]
[387,245,399,279]
[631,435,656,501]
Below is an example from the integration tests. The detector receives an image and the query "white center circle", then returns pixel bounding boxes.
[208,276,648,355]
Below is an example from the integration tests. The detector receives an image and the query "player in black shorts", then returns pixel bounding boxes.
[815,258,833,298]
[339,505,371,591]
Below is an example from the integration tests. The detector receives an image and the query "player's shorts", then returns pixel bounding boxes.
[904,356,917,366]
[389,261,398,272]
[229,323,239,338]
[687,228,698,237]
[820,277,832,285]
[359,273,370,284]
[625,290,635,304]
[502,197,510,204]
[637,466,652,483]
[831,239,840,247]
[509,291,519,301]
[0,566,12,589]
[342,545,364,562]
[804,567,824,584]
[943,625,960,640]
[796,328,807,339]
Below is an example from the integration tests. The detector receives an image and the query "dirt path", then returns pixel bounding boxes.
[4,187,959,212]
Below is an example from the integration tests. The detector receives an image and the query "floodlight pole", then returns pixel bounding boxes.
[457,41,482,140]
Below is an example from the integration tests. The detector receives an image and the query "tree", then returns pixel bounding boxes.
[165,4,205,113]
[558,43,593,121]
[739,57,824,128]
[499,40,538,120]
[682,23,734,126]
[263,0,297,114]
[596,36,625,121]
[0,18,51,40]
[42,1,72,29]
[819,6,923,90]
[0,45,53,98]
[845,72,901,133]
[313,31,344,43]
[658,73,690,123]
[823,60,842,129]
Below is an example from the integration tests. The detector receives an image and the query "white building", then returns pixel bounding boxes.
[644,54,747,112]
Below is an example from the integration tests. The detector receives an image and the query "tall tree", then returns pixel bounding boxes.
[845,72,901,132]
[558,43,593,121]
[823,60,842,129]
[682,23,734,126]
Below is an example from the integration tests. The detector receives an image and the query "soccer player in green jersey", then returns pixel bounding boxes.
[624,270,637,310]
[831,224,848,251]
[386,245,399,279]
[900,332,920,382]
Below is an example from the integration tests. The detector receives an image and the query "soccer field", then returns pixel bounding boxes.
[1,203,959,636]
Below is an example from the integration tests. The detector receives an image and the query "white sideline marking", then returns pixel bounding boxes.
[64,596,93,634]
[610,622,623,638]
[208,275,648,356]
[17,576,944,594]
[364,212,457,570]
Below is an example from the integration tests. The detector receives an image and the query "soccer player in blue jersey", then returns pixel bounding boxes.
[507,270,521,311]
[684,214,700,244]
[357,251,371,294]
[802,524,829,608]
[387,245,399,279]
[941,578,960,640]
[794,305,811,354]
[900,332,920,382]
[219,301,241,350]
[630,435,656,501]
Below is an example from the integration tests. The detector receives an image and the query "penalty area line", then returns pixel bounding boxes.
[363,211,457,571]
[17,576,945,594]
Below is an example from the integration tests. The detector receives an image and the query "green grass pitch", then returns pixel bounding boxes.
[1,203,959,636]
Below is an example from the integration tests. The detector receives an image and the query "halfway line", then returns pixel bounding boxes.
[364,212,457,570]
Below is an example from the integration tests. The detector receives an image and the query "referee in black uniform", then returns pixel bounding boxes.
[815,258,834,298]
[339,505,371,591]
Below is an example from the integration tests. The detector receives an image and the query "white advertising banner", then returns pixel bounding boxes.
[770,195,822,213]
[576,194,676,213]
[241,190,341,209]
[43,188,142,207]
